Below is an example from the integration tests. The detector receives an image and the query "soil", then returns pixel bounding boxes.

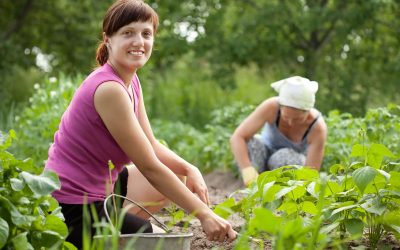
[154,170,400,250]
[155,170,265,250]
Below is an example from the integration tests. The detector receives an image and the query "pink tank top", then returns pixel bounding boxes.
[45,63,141,204]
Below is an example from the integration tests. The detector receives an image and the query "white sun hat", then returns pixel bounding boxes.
[271,76,318,111]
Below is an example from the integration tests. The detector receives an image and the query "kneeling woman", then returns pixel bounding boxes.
[230,76,327,186]
[45,0,236,248]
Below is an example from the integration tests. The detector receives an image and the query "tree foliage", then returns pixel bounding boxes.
[193,0,400,114]
[0,0,399,117]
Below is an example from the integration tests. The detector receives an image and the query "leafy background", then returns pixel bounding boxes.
[1,0,400,249]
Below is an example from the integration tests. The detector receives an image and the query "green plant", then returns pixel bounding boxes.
[0,130,75,249]
[12,74,81,169]
[215,141,400,249]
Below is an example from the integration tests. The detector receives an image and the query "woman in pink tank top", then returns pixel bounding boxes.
[45,0,236,248]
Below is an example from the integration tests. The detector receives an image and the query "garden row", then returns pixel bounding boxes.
[0,75,399,249]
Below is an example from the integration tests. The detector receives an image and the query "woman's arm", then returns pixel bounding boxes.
[305,117,328,170]
[137,88,209,205]
[230,98,277,169]
[94,82,234,241]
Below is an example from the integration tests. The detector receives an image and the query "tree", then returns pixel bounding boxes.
[193,0,400,115]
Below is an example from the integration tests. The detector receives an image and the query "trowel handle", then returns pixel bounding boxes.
[104,193,170,232]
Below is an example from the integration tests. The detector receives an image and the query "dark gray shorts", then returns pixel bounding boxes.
[247,135,306,172]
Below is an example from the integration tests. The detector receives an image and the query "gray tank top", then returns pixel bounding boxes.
[261,109,320,154]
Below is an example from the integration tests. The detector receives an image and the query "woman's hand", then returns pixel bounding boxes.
[197,209,237,242]
[186,166,210,206]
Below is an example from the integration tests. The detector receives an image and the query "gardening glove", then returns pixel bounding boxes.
[241,166,259,186]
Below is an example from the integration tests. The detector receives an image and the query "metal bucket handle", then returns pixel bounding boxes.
[104,193,170,233]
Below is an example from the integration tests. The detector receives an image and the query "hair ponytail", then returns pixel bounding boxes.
[96,42,108,66]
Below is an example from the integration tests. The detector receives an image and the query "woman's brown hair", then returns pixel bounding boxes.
[96,0,159,66]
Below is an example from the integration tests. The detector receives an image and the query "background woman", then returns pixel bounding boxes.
[230,76,327,186]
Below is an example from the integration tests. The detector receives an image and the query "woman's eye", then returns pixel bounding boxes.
[123,31,132,35]
[143,31,152,38]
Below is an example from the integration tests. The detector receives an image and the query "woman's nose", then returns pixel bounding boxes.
[131,34,144,46]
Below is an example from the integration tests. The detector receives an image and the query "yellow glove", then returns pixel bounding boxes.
[241,166,259,186]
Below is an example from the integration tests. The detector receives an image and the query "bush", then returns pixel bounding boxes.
[0,130,75,249]
[12,74,81,169]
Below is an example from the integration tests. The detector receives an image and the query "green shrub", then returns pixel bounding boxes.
[12,74,81,169]
[324,104,400,169]
[0,130,75,249]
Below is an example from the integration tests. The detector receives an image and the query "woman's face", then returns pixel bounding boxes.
[106,21,154,71]
[280,106,309,127]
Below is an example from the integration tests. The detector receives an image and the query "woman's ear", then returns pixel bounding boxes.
[103,33,111,50]
[103,32,109,44]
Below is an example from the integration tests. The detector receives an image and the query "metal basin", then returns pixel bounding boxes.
[94,232,193,250]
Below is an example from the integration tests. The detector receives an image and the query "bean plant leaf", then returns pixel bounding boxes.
[11,232,33,250]
[277,201,297,215]
[0,130,16,151]
[20,171,60,196]
[352,166,377,194]
[331,204,358,216]
[45,215,69,238]
[367,144,394,169]
[213,197,235,219]
[377,170,390,183]
[320,222,340,234]
[326,181,341,196]
[381,211,400,226]
[350,144,367,157]
[294,168,319,181]
[329,164,345,175]
[361,198,386,215]
[370,144,394,157]
[263,185,282,202]
[301,201,317,215]
[275,186,297,200]
[291,186,306,200]
[249,208,281,234]
[389,172,400,188]
[10,178,25,191]
[0,217,9,249]
[344,218,364,235]
[63,241,77,250]
[0,196,30,226]
[306,182,318,198]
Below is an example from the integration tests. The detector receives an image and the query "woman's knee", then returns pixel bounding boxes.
[268,148,306,170]
[247,134,269,171]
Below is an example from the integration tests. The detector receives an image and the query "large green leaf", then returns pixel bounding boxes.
[31,230,63,249]
[301,201,317,215]
[45,215,68,238]
[11,232,33,250]
[0,217,9,249]
[331,204,358,216]
[275,186,297,200]
[352,166,377,194]
[10,178,25,191]
[20,171,60,196]
[370,143,394,158]
[249,208,281,234]
[0,196,30,227]
[344,218,364,235]
[213,197,235,219]
[263,184,282,202]
[389,172,400,188]
[277,201,297,215]
[350,144,367,157]
[361,198,386,215]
